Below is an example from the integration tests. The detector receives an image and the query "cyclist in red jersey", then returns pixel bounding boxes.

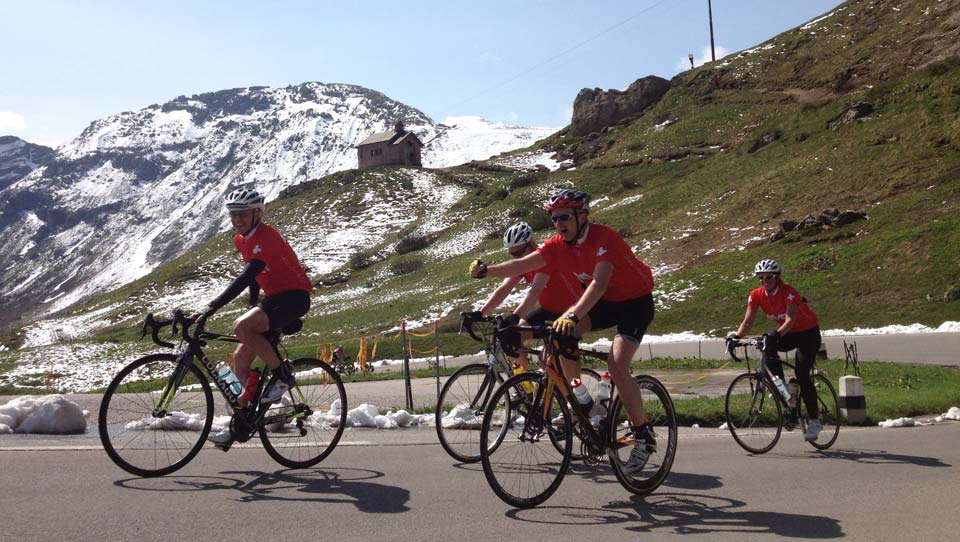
[727,259,823,441]
[464,222,585,369]
[197,188,312,446]
[469,189,657,474]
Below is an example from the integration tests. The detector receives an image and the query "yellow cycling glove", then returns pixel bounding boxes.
[469,259,488,278]
[553,313,579,335]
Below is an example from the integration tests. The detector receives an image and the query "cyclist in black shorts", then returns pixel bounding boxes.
[197,188,313,439]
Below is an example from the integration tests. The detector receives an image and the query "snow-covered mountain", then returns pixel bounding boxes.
[0,136,53,191]
[0,82,556,328]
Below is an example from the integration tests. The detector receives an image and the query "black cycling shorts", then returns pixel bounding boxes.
[260,289,311,331]
[522,308,561,327]
[587,293,655,343]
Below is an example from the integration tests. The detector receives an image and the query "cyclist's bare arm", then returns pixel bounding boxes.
[565,261,612,320]
[484,251,546,278]
[777,303,798,335]
[514,272,548,317]
[735,304,759,337]
[479,275,523,315]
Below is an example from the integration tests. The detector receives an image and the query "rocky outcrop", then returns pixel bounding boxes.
[570,76,670,137]
[772,208,868,241]
[828,102,874,131]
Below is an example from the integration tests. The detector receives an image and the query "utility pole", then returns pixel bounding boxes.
[708,0,716,62]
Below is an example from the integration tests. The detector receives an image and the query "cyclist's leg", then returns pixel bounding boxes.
[589,295,653,426]
[234,307,281,370]
[518,308,559,371]
[246,290,310,402]
[788,328,822,419]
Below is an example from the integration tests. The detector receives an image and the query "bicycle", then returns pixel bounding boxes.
[478,323,677,508]
[724,336,840,454]
[98,309,347,477]
[435,313,600,463]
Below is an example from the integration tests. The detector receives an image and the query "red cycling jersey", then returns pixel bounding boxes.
[747,283,819,333]
[234,223,312,297]
[521,261,583,314]
[537,223,654,302]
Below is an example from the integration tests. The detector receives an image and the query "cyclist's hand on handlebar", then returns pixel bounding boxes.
[725,331,740,349]
[461,310,484,322]
[469,259,488,279]
[553,315,578,336]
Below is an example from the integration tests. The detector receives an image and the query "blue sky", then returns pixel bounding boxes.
[1,0,842,147]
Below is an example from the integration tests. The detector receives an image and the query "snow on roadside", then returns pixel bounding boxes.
[0,395,88,434]
[823,322,960,335]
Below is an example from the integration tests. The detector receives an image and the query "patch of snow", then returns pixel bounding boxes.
[0,395,88,434]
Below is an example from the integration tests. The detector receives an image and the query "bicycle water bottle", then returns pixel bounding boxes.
[772,375,790,402]
[217,362,243,396]
[241,368,261,401]
[592,372,613,418]
[513,361,534,394]
[571,378,594,414]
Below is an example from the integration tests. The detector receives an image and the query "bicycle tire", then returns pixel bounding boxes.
[259,358,347,468]
[480,372,572,508]
[608,375,677,495]
[806,373,840,450]
[550,367,601,459]
[98,353,213,477]
[725,372,782,454]
[435,363,506,463]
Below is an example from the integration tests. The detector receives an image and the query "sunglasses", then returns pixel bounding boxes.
[757,275,778,280]
[551,213,574,223]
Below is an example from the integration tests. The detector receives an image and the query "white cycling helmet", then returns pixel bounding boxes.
[754,259,782,275]
[225,187,265,211]
[503,222,534,249]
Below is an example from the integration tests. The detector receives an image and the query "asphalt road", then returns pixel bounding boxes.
[1,422,957,541]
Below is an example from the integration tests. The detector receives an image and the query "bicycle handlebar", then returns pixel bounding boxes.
[726,337,763,362]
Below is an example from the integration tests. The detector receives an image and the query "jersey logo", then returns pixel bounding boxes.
[787,293,795,301]
[253,244,262,255]
[576,272,593,283]
[597,246,607,256]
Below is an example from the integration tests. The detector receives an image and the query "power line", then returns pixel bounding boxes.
[443,0,673,112]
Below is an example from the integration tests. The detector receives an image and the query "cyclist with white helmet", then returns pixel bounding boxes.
[469,189,658,475]
[198,187,313,446]
[727,259,824,441]
[465,222,583,359]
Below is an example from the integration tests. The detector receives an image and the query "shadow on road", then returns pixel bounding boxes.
[114,467,410,512]
[507,492,843,538]
[809,447,952,467]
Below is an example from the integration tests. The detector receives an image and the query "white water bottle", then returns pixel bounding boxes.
[593,372,613,417]
[571,378,594,413]
[217,363,243,396]
[772,375,790,402]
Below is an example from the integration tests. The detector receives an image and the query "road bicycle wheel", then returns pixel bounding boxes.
[98,354,213,477]
[259,358,347,468]
[480,372,572,508]
[608,375,677,495]
[806,373,840,450]
[550,367,601,459]
[725,373,782,454]
[435,363,504,463]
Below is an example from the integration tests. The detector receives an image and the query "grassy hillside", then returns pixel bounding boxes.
[2,0,959,389]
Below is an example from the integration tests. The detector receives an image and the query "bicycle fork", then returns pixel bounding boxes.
[153,349,195,417]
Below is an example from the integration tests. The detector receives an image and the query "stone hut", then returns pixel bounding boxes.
[357,121,423,169]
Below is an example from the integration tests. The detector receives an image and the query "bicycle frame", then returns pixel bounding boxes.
[729,339,805,420]
[145,311,303,429]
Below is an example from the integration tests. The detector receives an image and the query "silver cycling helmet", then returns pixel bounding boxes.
[224,187,265,211]
[503,222,534,249]
[754,259,782,275]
